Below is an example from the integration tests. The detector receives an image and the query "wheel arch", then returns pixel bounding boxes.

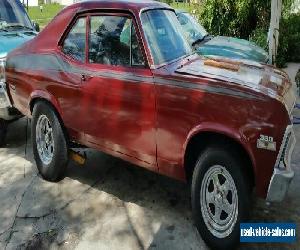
[29,95,70,143]
[183,128,256,189]
[29,91,63,116]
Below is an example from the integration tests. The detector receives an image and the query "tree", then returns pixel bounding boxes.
[200,0,272,39]
[199,0,295,39]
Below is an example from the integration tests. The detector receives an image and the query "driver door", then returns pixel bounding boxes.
[80,13,157,170]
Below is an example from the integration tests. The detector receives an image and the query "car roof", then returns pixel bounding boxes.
[66,0,171,14]
[12,0,174,57]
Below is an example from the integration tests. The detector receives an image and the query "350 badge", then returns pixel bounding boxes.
[257,135,276,151]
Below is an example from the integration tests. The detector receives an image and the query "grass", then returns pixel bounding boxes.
[27,4,64,29]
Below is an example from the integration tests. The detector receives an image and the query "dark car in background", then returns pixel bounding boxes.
[176,9,269,63]
[0,0,38,145]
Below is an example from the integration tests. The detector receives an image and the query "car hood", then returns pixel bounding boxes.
[0,30,37,58]
[197,36,269,63]
[175,57,295,113]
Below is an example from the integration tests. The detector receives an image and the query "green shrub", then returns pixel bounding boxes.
[276,13,300,67]
[249,13,300,67]
[199,0,271,39]
[199,0,299,66]
[249,27,268,50]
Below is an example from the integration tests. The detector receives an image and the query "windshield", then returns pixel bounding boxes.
[177,12,208,45]
[0,0,33,30]
[141,9,192,66]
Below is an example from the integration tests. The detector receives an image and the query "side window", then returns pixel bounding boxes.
[89,15,145,67]
[62,17,86,62]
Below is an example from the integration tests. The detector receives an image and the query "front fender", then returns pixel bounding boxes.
[183,122,258,180]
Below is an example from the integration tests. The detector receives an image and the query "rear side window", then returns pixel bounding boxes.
[88,15,145,67]
[62,17,86,62]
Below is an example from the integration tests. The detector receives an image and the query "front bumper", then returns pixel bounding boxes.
[266,125,296,202]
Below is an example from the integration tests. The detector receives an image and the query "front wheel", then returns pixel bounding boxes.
[191,147,251,250]
[0,119,8,147]
[32,102,69,182]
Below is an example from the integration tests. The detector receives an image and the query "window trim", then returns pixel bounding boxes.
[59,14,88,64]
[58,10,150,69]
[139,7,194,70]
[130,20,146,68]
[129,19,133,66]
[86,12,147,68]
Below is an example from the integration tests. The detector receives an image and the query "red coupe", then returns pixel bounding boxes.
[3,0,296,249]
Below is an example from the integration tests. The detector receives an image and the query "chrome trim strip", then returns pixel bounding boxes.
[266,124,296,202]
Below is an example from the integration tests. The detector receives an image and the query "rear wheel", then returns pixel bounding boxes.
[32,102,69,181]
[0,119,8,147]
[191,146,251,249]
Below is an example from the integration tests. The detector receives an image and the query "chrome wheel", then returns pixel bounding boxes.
[36,115,54,165]
[200,165,238,238]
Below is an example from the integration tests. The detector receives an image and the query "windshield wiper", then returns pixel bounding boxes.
[5,24,34,31]
[191,34,210,47]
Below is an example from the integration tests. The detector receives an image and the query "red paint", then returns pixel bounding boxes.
[5,0,292,199]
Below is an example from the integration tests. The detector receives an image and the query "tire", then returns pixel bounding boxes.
[0,119,8,147]
[32,101,69,182]
[191,146,251,250]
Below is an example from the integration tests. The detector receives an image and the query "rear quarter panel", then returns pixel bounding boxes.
[5,53,84,141]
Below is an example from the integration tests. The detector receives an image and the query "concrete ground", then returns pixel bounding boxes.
[0,118,299,250]
[284,63,300,93]
[284,63,299,84]
[0,64,299,249]
[0,119,205,250]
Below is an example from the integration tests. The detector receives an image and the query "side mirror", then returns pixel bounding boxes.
[32,21,40,32]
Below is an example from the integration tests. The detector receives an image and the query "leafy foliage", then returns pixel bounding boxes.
[199,0,271,39]
[199,0,299,66]
[276,13,300,67]
[249,28,268,50]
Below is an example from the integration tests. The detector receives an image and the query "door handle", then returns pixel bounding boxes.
[81,74,87,82]
[81,74,94,82]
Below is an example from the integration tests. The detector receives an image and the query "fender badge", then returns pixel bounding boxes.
[257,135,276,151]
